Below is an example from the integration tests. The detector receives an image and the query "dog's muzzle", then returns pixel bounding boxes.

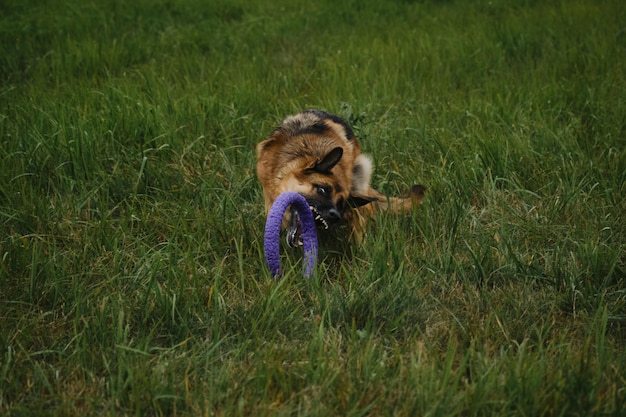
[286,204,340,248]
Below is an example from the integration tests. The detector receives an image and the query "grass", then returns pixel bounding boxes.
[1,0,625,415]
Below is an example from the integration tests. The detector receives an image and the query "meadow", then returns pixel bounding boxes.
[1,0,625,415]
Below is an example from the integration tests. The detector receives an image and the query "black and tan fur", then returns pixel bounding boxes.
[256,109,425,247]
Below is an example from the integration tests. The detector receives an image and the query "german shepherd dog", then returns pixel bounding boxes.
[256,110,425,247]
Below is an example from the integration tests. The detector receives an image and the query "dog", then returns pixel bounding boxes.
[256,109,425,247]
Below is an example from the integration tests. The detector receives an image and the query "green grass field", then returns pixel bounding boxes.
[1,0,625,415]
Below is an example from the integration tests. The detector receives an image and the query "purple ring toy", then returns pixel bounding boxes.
[264,192,318,278]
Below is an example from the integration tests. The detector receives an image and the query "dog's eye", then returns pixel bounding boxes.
[316,185,331,196]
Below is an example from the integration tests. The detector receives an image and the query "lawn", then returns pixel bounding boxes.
[1,0,625,415]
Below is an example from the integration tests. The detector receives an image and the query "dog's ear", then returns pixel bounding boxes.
[313,147,343,174]
[348,193,379,208]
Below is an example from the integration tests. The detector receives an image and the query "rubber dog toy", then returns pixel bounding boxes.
[263,192,318,278]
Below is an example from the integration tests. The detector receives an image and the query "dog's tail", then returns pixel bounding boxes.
[364,184,426,215]
[348,184,425,244]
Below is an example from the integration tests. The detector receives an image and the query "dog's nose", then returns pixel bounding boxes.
[327,208,341,223]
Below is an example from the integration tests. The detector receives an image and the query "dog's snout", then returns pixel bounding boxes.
[327,208,341,223]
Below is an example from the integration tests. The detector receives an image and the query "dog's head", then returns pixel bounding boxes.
[282,145,377,247]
